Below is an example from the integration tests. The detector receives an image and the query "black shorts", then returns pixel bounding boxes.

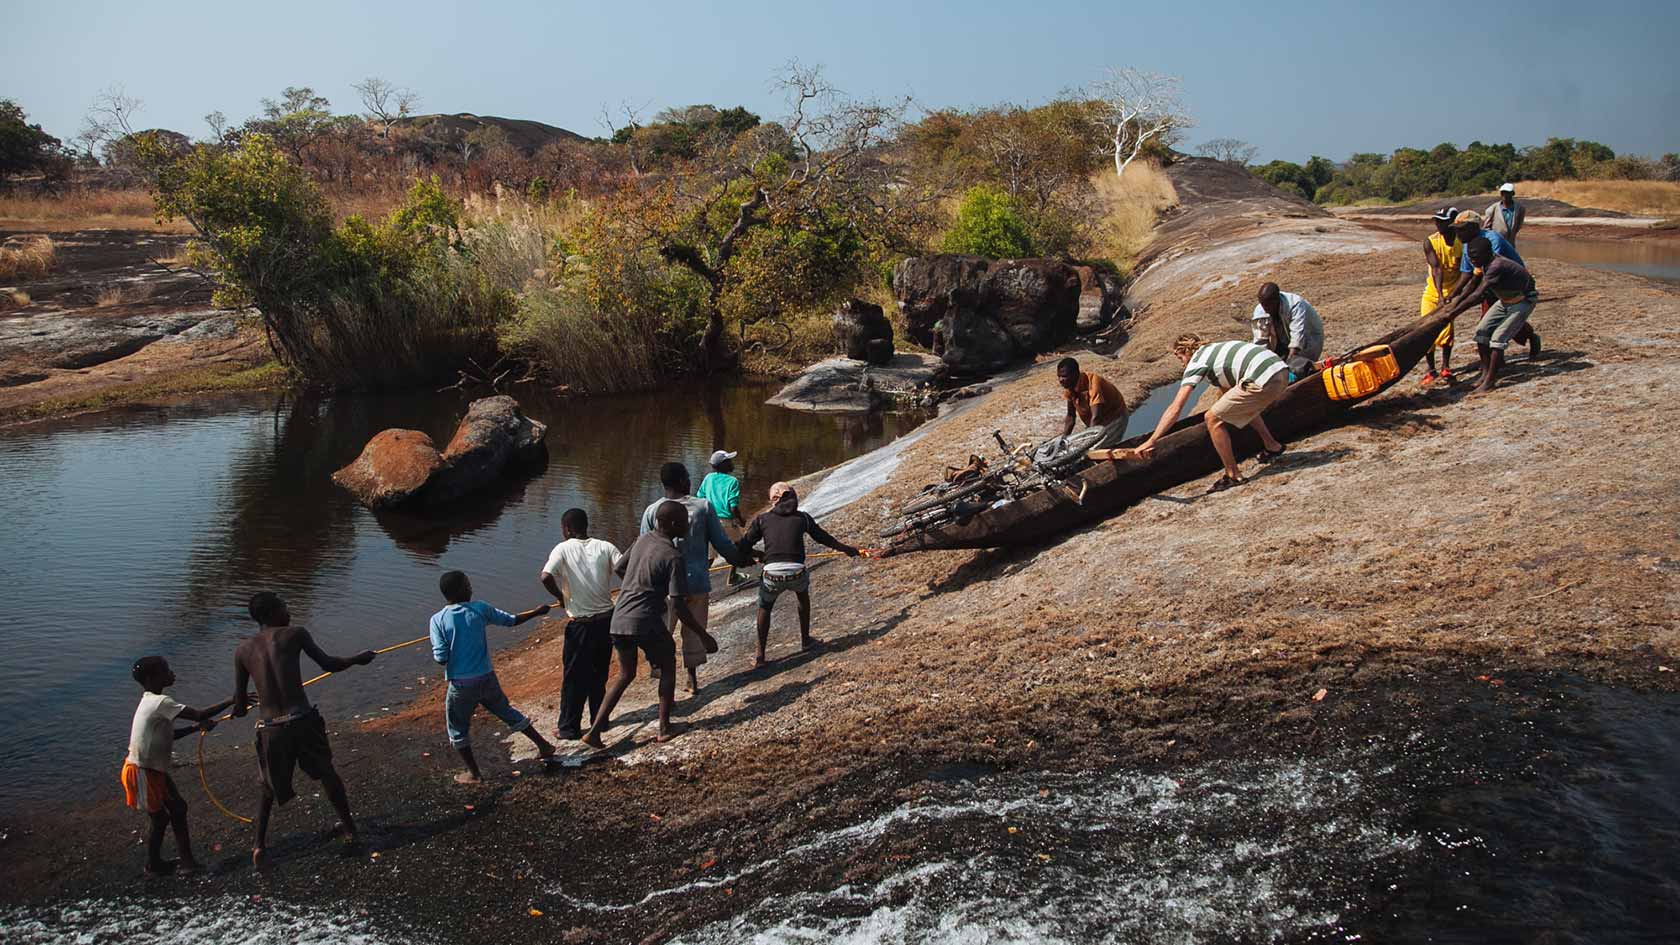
[255,710,334,806]
[612,630,676,672]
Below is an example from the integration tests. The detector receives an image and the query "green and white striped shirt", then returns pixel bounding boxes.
[1181,340,1287,390]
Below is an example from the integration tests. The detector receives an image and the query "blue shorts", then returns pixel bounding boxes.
[444,673,530,747]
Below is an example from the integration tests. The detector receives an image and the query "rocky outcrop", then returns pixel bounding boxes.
[768,353,945,414]
[891,255,1083,375]
[832,298,895,365]
[332,395,548,510]
[1073,266,1126,334]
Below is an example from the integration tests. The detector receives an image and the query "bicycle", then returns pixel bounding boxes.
[879,428,1095,541]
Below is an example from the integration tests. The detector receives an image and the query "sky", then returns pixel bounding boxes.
[5,0,1678,164]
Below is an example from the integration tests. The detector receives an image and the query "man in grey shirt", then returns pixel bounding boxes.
[1252,282,1324,375]
[1483,183,1525,245]
[582,501,713,748]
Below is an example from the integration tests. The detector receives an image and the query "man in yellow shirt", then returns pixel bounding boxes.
[1419,207,1462,387]
[1057,357,1129,450]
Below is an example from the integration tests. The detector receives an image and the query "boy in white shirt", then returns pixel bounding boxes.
[540,507,623,739]
[121,656,235,875]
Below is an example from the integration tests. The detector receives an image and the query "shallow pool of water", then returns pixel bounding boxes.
[1519,235,1680,283]
[0,382,919,809]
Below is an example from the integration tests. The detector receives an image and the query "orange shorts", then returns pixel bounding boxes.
[120,761,168,814]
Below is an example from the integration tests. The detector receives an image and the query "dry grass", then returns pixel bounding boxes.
[1520,180,1680,218]
[0,189,183,233]
[0,288,29,311]
[1090,162,1179,273]
[0,235,57,281]
[94,281,152,308]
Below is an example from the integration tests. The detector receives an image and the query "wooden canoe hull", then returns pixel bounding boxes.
[888,311,1451,552]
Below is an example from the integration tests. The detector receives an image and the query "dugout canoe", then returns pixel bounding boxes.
[884,310,1453,552]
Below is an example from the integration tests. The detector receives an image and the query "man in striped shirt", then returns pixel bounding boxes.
[1136,334,1289,492]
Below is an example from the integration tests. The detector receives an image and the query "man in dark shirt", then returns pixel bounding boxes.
[233,592,376,868]
[1439,236,1539,394]
[737,482,860,666]
[581,500,714,748]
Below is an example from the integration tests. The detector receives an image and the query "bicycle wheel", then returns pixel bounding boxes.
[900,477,994,515]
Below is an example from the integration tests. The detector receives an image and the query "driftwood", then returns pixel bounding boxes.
[889,310,1453,552]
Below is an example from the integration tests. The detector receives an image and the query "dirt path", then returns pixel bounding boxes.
[4,169,1678,942]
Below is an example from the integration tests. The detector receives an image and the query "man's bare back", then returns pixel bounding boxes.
[234,626,371,721]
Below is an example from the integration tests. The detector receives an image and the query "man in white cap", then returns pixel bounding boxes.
[1483,183,1525,246]
[696,449,746,586]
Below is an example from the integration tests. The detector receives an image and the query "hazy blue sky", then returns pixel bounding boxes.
[6,0,1677,163]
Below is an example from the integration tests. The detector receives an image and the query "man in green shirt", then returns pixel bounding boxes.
[696,450,746,586]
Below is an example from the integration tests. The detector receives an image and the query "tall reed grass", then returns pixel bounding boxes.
[1090,163,1179,273]
[0,189,179,231]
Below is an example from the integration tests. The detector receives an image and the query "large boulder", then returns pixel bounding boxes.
[330,429,446,510]
[892,254,1085,374]
[832,298,895,365]
[332,395,548,510]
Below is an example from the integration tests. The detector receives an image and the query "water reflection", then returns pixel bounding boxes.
[0,381,919,808]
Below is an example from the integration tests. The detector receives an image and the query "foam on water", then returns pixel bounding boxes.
[3,896,417,945]
[551,752,1417,944]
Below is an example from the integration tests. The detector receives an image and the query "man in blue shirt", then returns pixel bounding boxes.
[1450,211,1539,358]
[429,570,555,783]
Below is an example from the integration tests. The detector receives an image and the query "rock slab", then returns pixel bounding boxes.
[332,395,548,510]
[768,353,945,414]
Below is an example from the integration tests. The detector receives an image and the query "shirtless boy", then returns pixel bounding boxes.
[233,591,376,867]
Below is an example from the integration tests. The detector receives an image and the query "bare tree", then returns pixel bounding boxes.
[597,100,648,176]
[79,86,142,159]
[1088,68,1191,177]
[353,77,419,139]
[204,110,230,144]
[1196,137,1258,166]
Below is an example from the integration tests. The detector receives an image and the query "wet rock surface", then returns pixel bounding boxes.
[333,395,548,509]
[768,352,945,413]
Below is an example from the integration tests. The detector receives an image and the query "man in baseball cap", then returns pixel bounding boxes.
[697,450,746,586]
[1483,183,1525,246]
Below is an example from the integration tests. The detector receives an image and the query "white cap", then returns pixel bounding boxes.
[1499,182,1515,193]
[709,449,737,468]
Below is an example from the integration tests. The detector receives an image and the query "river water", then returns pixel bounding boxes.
[0,381,918,809]
[1521,235,1680,282]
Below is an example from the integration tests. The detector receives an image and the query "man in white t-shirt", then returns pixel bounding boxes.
[540,507,623,740]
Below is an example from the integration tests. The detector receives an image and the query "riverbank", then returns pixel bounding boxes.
[4,162,1679,941]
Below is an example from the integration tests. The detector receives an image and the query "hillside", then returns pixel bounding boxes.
[391,112,588,154]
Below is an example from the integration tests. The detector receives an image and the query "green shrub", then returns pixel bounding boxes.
[151,137,506,388]
[940,184,1036,259]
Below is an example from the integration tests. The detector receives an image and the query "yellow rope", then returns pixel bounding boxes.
[195,545,880,823]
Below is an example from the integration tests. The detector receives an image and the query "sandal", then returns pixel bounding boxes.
[1206,474,1247,494]
[1256,445,1287,464]
[1419,371,1437,388]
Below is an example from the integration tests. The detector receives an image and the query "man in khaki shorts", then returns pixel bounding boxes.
[1136,334,1290,493]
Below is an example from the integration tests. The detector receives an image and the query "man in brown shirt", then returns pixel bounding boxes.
[1057,357,1129,451]
[233,591,375,868]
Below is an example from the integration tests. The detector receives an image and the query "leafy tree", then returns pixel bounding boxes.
[0,100,66,177]
[940,184,1036,258]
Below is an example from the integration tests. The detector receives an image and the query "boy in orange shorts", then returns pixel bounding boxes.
[121,656,235,875]
[1419,207,1462,386]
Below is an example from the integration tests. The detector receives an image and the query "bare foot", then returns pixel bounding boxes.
[252,848,272,871]
[453,771,482,785]
[538,744,557,760]
[801,637,822,652]
[655,724,683,743]
[144,859,178,877]
[753,655,768,668]
[581,731,606,750]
